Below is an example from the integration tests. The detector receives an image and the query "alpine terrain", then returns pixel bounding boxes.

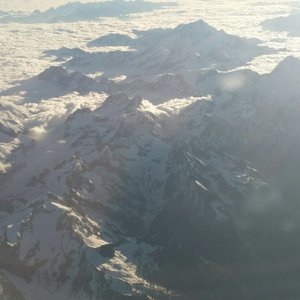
[0,7,300,300]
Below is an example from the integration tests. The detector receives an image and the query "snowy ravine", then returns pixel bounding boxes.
[1,18,300,300]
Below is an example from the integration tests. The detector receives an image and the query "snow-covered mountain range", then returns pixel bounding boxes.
[48,20,273,76]
[1,16,300,300]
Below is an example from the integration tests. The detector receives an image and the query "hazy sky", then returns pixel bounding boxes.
[0,0,98,11]
[0,0,179,11]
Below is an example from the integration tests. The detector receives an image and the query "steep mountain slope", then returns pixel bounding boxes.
[0,101,26,141]
[0,100,28,179]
